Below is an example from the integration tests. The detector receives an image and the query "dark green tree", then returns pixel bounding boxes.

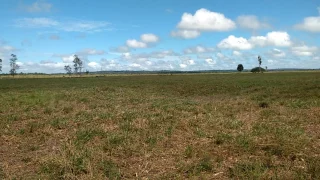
[64,65,72,76]
[237,64,244,72]
[0,59,2,72]
[258,55,262,73]
[10,54,19,77]
[73,55,83,76]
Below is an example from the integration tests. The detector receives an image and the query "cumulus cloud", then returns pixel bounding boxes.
[291,45,318,56]
[233,51,242,56]
[267,48,286,58]
[218,35,253,50]
[141,34,159,43]
[294,16,320,33]
[250,31,292,47]
[88,62,101,69]
[126,39,147,48]
[177,8,236,31]
[124,33,159,49]
[183,45,215,54]
[172,8,235,39]
[218,31,292,50]
[205,58,216,65]
[171,30,201,39]
[14,18,111,33]
[19,0,52,13]
[236,15,270,30]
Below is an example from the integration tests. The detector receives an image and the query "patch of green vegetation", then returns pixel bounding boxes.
[0,72,319,178]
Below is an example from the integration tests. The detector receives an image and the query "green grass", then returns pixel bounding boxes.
[0,72,319,179]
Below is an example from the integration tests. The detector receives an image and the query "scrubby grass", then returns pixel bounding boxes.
[0,72,319,179]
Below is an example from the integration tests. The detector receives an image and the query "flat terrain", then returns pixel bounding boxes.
[0,72,319,179]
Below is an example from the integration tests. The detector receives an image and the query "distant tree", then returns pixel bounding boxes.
[0,59,2,72]
[64,65,72,76]
[73,55,83,76]
[10,54,19,77]
[258,55,262,73]
[251,67,266,73]
[85,70,89,75]
[237,64,244,72]
[265,66,268,71]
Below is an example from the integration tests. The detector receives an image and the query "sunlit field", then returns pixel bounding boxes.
[0,72,319,179]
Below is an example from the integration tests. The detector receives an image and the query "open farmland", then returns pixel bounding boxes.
[0,72,320,179]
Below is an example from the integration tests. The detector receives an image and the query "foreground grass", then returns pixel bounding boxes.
[0,72,319,179]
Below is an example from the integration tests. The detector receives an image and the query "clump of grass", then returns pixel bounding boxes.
[40,161,65,179]
[228,161,268,179]
[184,145,193,158]
[50,118,68,129]
[100,160,121,179]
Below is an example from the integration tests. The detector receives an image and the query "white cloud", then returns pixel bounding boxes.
[15,18,111,33]
[171,30,201,39]
[218,31,292,50]
[126,39,147,48]
[88,62,101,69]
[179,64,187,68]
[294,16,320,33]
[124,33,159,49]
[61,55,74,63]
[129,63,141,68]
[233,51,242,56]
[250,31,292,47]
[218,35,253,50]
[20,0,52,13]
[205,58,216,65]
[236,15,270,30]
[141,34,159,43]
[177,8,236,31]
[291,45,318,56]
[184,45,215,54]
[270,48,286,57]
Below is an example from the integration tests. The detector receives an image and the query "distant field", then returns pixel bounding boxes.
[0,72,319,179]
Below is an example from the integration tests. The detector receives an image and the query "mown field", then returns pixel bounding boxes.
[0,72,319,179]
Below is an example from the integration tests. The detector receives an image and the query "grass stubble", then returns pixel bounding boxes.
[0,72,319,179]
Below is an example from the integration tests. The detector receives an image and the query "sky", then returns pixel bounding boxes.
[0,0,320,73]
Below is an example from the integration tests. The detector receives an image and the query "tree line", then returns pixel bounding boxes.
[237,55,267,73]
[0,54,268,76]
[0,54,88,77]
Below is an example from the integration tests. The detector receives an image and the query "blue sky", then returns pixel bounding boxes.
[0,0,320,73]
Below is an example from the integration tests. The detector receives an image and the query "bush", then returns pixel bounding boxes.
[251,67,266,73]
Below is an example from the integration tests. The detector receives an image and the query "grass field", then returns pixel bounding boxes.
[0,72,319,179]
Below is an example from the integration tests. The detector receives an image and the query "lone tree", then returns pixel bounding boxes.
[237,64,244,72]
[73,55,83,76]
[258,55,262,73]
[10,54,19,77]
[64,65,72,76]
[0,59,2,72]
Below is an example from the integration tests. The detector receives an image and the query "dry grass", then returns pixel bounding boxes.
[0,72,319,179]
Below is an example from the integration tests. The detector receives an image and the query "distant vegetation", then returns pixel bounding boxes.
[251,67,266,73]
